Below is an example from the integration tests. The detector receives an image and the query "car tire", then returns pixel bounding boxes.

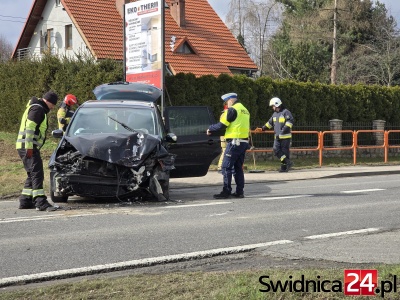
[159,177,170,200]
[49,171,68,203]
[149,166,170,201]
[50,191,68,203]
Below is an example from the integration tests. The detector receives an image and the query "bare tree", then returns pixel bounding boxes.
[226,0,283,76]
[337,17,400,86]
[0,35,13,62]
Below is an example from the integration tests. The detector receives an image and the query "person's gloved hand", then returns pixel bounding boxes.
[26,149,33,158]
[60,118,67,125]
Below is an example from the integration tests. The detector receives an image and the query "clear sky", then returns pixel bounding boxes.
[1,0,400,48]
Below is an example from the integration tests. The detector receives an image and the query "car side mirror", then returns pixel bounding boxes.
[52,129,64,138]
[165,133,177,143]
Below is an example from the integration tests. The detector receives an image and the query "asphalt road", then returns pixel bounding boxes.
[1,173,399,286]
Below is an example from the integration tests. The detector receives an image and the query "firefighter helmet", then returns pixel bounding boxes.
[64,94,78,106]
[269,97,282,107]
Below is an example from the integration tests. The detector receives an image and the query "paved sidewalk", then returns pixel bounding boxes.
[170,165,400,188]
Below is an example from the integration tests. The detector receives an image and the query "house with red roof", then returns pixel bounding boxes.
[12,0,258,77]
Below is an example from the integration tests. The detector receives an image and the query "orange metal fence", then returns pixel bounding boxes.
[248,130,400,167]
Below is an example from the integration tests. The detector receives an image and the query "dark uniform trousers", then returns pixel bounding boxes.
[273,138,291,162]
[221,141,249,195]
[17,148,48,208]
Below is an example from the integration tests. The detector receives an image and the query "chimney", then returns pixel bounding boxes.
[170,0,186,27]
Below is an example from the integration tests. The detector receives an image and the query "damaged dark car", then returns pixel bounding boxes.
[49,82,221,202]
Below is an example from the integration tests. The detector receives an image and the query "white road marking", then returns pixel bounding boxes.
[0,212,110,224]
[208,212,230,217]
[340,188,385,194]
[0,225,384,286]
[304,228,379,240]
[256,195,313,201]
[164,201,231,208]
[278,179,399,190]
[0,239,293,287]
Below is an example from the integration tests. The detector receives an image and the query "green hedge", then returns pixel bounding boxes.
[2,55,400,134]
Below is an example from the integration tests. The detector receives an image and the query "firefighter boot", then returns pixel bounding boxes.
[281,158,293,172]
[19,196,35,209]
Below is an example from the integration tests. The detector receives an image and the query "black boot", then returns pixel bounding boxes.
[213,190,231,199]
[19,197,34,209]
[282,158,293,172]
[279,164,287,173]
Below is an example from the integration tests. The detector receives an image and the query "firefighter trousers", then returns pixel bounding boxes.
[17,148,49,209]
[273,138,291,163]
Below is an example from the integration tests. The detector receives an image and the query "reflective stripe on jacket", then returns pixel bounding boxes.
[221,102,250,139]
[265,108,294,139]
[16,103,48,150]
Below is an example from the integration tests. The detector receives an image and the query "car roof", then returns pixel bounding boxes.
[93,82,162,102]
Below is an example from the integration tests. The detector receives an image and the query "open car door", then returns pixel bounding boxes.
[164,106,221,178]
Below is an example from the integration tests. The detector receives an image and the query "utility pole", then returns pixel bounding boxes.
[239,0,242,37]
[330,0,338,85]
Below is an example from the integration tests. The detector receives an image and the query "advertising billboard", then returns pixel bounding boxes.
[124,0,163,89]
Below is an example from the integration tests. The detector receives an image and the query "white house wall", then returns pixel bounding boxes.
[28,0,92,59]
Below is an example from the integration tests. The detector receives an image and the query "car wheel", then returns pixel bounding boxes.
[49,171,68,203]
[159,177,170,200]
[50,190,68,203]
[149,166,170,201]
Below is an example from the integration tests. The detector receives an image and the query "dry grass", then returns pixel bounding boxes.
[0,132,55,197]
[1,267,400,299]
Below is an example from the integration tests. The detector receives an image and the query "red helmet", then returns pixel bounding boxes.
[64,94,78,106]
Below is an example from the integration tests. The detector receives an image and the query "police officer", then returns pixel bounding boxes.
[16,91,59,211]
[57,94,78,131]
[217,104,228,173]
[207,93,250,199]
[256,97,294,172]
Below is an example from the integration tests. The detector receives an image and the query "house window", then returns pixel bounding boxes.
[40,29,53,53]
[47,29,53,49]
[55,0,61,6]
[65,25,72,49]
[40,31,46,53]
[176,42,194,54]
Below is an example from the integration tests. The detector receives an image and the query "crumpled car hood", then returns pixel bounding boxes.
[63,132,167,168]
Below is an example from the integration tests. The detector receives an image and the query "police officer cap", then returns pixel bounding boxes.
[221,93,237,102]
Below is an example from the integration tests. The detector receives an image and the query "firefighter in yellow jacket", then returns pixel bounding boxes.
[16,91,58,211]
[57,94,78,131]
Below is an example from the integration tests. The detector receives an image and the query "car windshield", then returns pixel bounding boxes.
[67,107,160,136]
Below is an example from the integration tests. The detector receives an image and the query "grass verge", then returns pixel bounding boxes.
[1,265,400,299]
[0,131,58,197]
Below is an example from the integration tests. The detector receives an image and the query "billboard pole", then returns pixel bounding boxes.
[123,2,126,82]
[161,0,165,119]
